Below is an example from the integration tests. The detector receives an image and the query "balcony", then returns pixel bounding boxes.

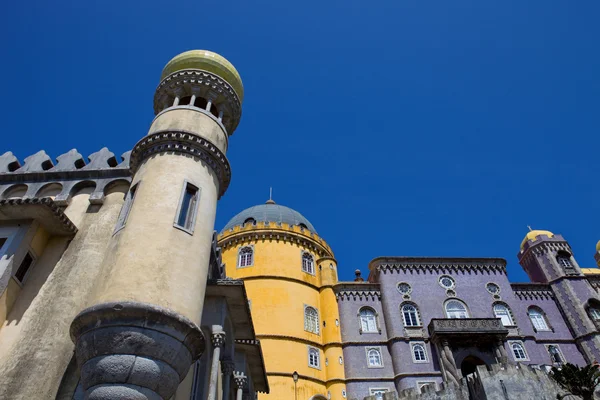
[428,318,508,343]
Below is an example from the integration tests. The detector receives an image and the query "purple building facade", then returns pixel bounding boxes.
[335,231,600,400]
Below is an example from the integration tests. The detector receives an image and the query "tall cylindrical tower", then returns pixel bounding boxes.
[70,50,243,400]
[218,201,347,400]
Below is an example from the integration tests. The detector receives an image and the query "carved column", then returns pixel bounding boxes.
[207,327,226,400]
[496,338,509,363]
[233,372,247,400]
[440,340,461,386]
[221,358,235,400]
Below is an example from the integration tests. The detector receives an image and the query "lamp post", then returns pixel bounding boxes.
[292,370,299,400]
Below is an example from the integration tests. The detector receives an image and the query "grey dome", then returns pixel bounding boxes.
[221,201,317,233]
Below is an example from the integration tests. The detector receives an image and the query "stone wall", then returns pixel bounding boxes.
[354,363,583,400]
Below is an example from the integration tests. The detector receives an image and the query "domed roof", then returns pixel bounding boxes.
[596,240,600,252]
[161,50,244,102]
[520,229,554,249]
[222,201,317,233]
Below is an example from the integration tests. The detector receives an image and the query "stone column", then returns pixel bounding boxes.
[233,372,247,400]
[440,340,461,386]
[207,326,226,400]
[221,358,235,400]
[496,338,509,363]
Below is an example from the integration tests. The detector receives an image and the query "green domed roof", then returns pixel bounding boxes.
[161,50,244,102]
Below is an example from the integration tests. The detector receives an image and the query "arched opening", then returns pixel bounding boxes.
[2,184,28,199]
[179,96,192,106]
[36,182,63,199]
[460,355,486,377]
[308,395,327,400]
[210,103,219,118]
[194,97,208,109]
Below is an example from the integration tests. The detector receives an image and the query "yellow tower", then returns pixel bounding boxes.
[218,200,347,400]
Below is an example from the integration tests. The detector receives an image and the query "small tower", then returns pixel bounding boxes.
[70,50,244,399]
[518,229,600,363]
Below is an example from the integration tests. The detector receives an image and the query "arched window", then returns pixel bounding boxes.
[547,345,564,365]
[302,252,315,274]
[299,223,308,230]
[238,246,253,267]
[308,347,320,368]
[511,342,527,361]
[493,303,514,326]
[367,348,382,367]
[445,299,469,319]
[304,306,319,334]
[528,307,550,331]
[412,343,427,362]
[556,251,574,272]
[590,307,600,321]
[402,303,421,327]
[359,307,378,333]
[243,217,256,226]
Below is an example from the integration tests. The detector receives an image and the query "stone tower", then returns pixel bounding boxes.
[518,230,600,363]
[218,201,347,400]
[69,50,244,400]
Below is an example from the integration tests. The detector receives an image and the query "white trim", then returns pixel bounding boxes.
[368,388,389,399]
[545,344,565,365]
[358,306,380,334]
[411,342,428,363]
[304,304,320,335]
[12,248,37,286]
[173,180,201,235]
[439,275,456,289]
[365,346,383,368]
[401,302,422,327]
[485,282,501,295]
[301,250,316,275]
[236,245,254,268]
[508,340,529,362]
[307,345,320,369]
[397,282,412,295]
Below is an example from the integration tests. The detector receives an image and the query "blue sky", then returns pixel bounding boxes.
[1,1,599,282]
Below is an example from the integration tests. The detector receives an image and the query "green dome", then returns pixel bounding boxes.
[161,50,244,102]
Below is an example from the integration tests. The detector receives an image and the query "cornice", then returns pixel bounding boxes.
[130,130,231,198]
[267,372,345,385]
[335,284,381,301]
[154,69,242,133]
[256,334,324,348]
[368,257,507,277]
[519,239,572,261]
[510,283,554,300]
[240,275,320,290]
[218,225,333,258]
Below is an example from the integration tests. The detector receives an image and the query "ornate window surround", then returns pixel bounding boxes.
[508,340,529,362]
[307,345,321,369]
[411,342,428,363]
[401,302,422,327]
[304,305,320,335]
[301,250,316,275]
[357,306,381,334]
[365,346,383,368]
[527,306,553,332]
[492,301,516,327]
[444,298,470,319]
[439,275,456,290]
[237,245,254,268]
[545,344,565,365]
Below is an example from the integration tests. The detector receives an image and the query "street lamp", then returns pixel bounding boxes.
[292,371,299,400]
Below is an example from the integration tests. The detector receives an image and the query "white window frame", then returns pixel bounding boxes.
[13,248,37,286]
[358,307,379,334]
[369,388,389,399]
[493,303,515,327]
[528,307,551,332]
[546,344,565,365]
[411,342,428,363]
[509,341,529,361]
[301,251,315,275]
[307,346,320,369]
[416,381,437,393]
[589,307,600,321]
[173,180,201,234]
[439,275,456,289]
[113,181,139,234]
[402,303,421,327]
[365,346,383,368]
[237,245,254,268]
[304,305,320,335]
[444,299,469,319]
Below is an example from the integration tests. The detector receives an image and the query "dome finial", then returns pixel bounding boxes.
[266,187,276,204]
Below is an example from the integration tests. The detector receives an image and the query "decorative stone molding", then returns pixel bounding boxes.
[369,257,507,276]
[0,197,77,235]
[70,301,205,400]
[233,372,247,389]
[211,330,226,348]
[154,69,242,133]
[130,130,231,198]
[336,290,381,301]
[511,283,554,300]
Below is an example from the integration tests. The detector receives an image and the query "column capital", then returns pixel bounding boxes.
[233,371,247,389]
[221,357,235,375]
[211,328,226,348]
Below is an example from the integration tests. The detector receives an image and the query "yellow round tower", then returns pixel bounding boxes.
[218,200,346,400]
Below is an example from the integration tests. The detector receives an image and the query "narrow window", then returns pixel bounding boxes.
[359,308,378,333]
[304,306,319,334]
[548,345,564,365]
[114,183,138,232]
[369,389,388,400]
[511,342,527,361]
[557,252,574,272]
[493,303,514,326]
[445,299,469,319]
[302,252,314,274]
[175,182,200,233]
[14,252,34,283]
[412,343,427,362]
[589,307,600,321]
[528,307,550,331]
[402,303,421,326]
[308,347,320,368]
[367,348,382,367]
[238,246,253,267]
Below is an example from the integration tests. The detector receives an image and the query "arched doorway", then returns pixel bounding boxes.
[461,355,486,377]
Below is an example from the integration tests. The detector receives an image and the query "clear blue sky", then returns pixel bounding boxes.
[2,1,599,282]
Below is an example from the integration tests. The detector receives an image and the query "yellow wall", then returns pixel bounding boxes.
[219,223,347,400]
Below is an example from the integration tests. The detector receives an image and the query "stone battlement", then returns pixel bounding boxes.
[354,363,581,400]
